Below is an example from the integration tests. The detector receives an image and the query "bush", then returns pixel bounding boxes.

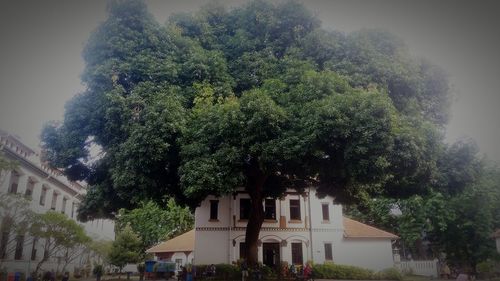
[93,265,104,277]
[312,263,374,280]
[215,264,240,280]
[477,259,499,279]
[374,268,403,280]
[196,264,241,280]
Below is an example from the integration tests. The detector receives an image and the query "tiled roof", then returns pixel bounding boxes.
[343,217,399,239]
[146,230,195,253]
[493,229,500,238]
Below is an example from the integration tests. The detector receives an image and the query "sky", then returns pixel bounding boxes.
[0,0,499,162]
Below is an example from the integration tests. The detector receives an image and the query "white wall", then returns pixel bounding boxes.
[335,238,395,271]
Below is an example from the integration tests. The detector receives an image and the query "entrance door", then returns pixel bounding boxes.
[262,243,280,268]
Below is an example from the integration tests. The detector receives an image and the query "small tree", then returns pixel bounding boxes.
[90,240,113,268]
[31,211,89,275]
[109,225,142,279]
[0,193,36,268]
[116,199,193,251]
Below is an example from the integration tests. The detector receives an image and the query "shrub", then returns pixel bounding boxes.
[313,263,374,280]
[375,268,403,280]
[215,264,240,280]
[93,265,104,277]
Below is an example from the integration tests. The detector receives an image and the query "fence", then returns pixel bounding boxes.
[395,259,439,277]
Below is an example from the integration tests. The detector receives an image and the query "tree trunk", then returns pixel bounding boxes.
[244,159,267,266]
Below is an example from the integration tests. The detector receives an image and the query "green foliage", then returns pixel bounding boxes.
[196,264,241,280]
[31,211,90,274]
[347,161,500,269]
[109,224,142,270]
[116,199,193,250]
[41,0,452,222]
[0,152,17,171]
[375,268,404,280]
[312,263,374,280]
[312,264,402,280]
[93,264,104,277]
[90,240,113,266]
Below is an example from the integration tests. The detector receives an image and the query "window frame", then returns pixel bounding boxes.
[209,200,219,221]
[324,243,333,261]
[289,199,301,221]
[291,242,303,265]
[240,198,251,220]
[322,203,330,221]
[264,199,276,220]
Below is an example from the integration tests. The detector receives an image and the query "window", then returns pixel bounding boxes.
[14,235,24,260]
[209,200,219,220]
[291,243,303,265]
[71,203,75,218]
[289,199,301,220]
[324,243,333,261]
[240,198,251,220]
[239,242,246,259]
[25,179,35,199]
[39,187,47,206]
[8,171,20,194]
[62,198,67,214]
[50,192,58,211]
[322,204,330,221]
[31,237,38,261]
[264,199,276,220]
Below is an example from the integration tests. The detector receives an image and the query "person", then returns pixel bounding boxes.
[209,264,216,277]
[61,272,69,281]
[241,259,249,281]
[186,264,193,281]
[289,264,297,277]
[441,263,451,279]
[303,263,312,281]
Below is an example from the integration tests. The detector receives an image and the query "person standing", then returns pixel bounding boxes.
[241,260,249,281]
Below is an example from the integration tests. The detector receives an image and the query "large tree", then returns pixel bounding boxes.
[42,0,452,265]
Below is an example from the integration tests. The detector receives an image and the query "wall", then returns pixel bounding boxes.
[335,238,395,271]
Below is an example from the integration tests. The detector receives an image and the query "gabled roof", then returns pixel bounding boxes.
[146,230,195,253]
[493,229,500,238]
[343,217,399,239]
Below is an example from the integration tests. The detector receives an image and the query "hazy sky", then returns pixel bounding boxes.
[0,0,499,161]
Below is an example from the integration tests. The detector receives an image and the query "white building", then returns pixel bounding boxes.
[0,130,115,275]
[194,189,398,271]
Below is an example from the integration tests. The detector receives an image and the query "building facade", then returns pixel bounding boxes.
[194,189,398,271]
[0,130,114,275]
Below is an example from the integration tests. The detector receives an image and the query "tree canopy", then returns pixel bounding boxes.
[42,0,454,264]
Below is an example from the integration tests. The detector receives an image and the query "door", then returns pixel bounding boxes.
[262,243,280,268]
